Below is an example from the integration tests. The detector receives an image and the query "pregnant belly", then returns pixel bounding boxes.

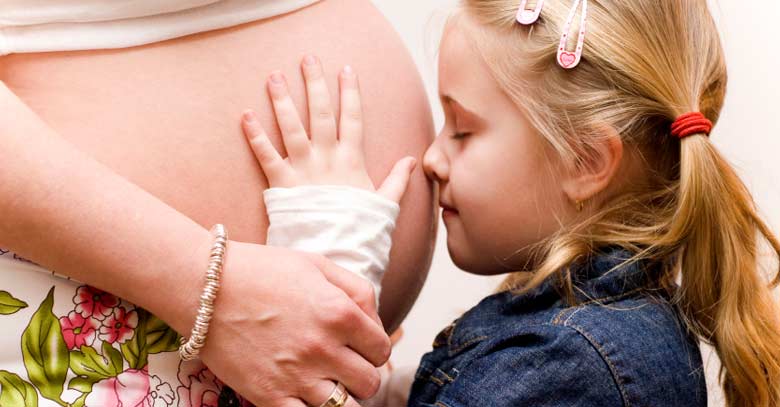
[0,0,436,330]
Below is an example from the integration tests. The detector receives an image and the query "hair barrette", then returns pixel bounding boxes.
[516,0,545,25]
[557,0,588,69]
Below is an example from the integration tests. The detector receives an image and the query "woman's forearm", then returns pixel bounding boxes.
[0,81,208,334]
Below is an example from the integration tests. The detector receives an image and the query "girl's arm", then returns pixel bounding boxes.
[241,56,416,300]
[0,80,390,406]
[241,56,416,406]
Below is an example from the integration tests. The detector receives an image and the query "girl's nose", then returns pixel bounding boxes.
[423,136,449,183]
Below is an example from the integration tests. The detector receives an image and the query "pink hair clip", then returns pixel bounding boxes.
[557,0,588,69]
[516,0,545,25]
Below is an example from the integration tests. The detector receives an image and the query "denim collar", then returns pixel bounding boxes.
[441,247,667,355]
[504,247,666,311]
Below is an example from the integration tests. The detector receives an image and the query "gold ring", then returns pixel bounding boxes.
[318,382,348,407]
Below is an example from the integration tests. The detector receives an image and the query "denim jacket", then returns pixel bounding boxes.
[408,249,707,406]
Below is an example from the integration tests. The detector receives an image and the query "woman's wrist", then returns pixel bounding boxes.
[178,224,228,360]
[148,224,216,336]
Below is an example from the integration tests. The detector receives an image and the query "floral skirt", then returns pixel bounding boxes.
[0,249,249,407]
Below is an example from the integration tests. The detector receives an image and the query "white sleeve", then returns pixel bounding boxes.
[263,185,400,302]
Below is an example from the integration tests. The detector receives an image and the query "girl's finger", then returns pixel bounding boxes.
[338,66,364,153]
[390,326,404,346]
[267,71,311,162]
[377,157,417,203]
[242,110,289,185]
[301,55,338,148]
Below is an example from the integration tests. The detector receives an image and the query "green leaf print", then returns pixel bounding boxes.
[21,287,68,406]
[70,393,88,407]
[120,309,149,369]
[69,345,120,380]
[102,342,124,374]
[67,343,124,396]
[145,313,181,354]
[0,291,27,315]
[120,308,181,369]
[0,370,38,407]
[66,376,94,393]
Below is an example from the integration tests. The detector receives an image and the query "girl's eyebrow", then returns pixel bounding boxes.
[441,95,483,122]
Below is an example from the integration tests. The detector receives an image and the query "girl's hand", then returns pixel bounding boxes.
[241,55,416,204]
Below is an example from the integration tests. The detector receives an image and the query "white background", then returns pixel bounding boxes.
[372,1,780,406]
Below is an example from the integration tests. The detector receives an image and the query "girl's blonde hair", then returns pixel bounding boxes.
[455,1,780,406]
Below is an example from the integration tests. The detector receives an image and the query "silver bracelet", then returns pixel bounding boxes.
[179,224,228,361]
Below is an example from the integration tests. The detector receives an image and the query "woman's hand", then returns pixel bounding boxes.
[241,55,416,204]
[198,241,390,407]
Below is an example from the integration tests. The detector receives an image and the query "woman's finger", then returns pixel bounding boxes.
[377,157,417,203]
[307,254,382,327]
[345,397,363,407]
[301,381,364,407]
[279,398,308,407]
[341,305,392,368]
[327,350,383,401]
[301,55,338,149]
[242,110,289,185]
[267,71,311,163]
[303,255,390,366]
[338,66,364,153]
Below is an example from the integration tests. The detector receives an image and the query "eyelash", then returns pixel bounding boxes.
[452,132,471,140]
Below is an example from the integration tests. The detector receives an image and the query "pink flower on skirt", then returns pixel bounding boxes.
[59,311,99,350]
[84,367,174,407]
[85,367,152,407]
[74,285,120,320]
[99,306,138,344]
[176,360,222,407]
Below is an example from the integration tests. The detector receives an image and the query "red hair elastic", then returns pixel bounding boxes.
[671,112,713,139]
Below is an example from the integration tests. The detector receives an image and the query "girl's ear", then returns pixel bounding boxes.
[561,125,624,205]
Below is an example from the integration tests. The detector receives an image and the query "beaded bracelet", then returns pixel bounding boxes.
[179,224,228,361]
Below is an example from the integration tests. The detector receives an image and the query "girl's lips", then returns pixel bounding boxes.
[442,209,458,218]
[440,203,459,217]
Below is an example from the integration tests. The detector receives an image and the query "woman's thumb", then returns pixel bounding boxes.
[377,156,417,203]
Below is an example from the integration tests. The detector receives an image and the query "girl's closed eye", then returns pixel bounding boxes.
[451,131,472,140]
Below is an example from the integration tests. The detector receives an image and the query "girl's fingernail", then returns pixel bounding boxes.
[343,65,353,75]
[242,110,255,122]
[304,55,317,66]
[270,71,285,84]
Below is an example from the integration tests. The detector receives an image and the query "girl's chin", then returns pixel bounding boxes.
[446,241,503,276]
[446,235,525,276]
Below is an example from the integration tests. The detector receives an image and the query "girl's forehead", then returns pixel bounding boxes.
[438,26,503,107]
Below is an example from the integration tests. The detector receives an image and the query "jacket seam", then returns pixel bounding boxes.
[560,323,631,407]
[551,286,646,324]
[448,335,488,356]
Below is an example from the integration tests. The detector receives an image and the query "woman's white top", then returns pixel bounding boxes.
[0,0,321,55]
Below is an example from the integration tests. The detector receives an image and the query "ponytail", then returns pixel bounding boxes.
[669,135,780,407]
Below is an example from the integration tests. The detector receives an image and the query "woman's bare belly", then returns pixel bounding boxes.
[0,0,436,331]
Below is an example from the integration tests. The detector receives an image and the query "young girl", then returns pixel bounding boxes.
[241,0,780,406]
